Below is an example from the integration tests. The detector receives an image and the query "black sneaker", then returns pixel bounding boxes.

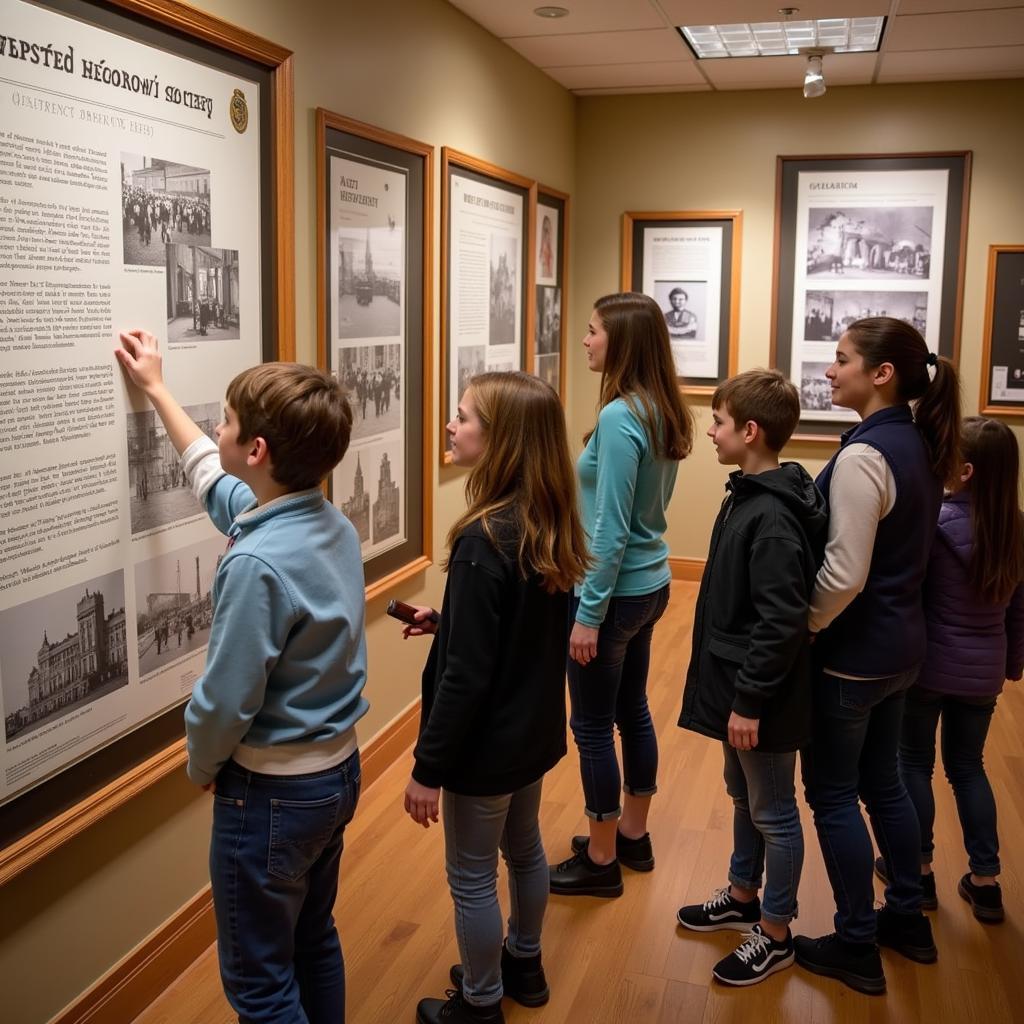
[549,848,623,898]
[416,989,504,1024]
[875,905,938,963]
[449,943,550,1008]
[873,857,938,910]
[712,924,795,986]
[676,886,761,932]
[793,933,886,996]
[958,873,1005,923]
[570,831,654,871]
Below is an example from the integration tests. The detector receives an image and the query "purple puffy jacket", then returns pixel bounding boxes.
[918,492,1024,697]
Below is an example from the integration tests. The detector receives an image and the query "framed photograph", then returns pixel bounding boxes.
[0,0,294,885]
[621,210,742,394]
[980,246,1024,417]
[442,149,534,462]
[770,152,971,440]
[316,110,433,600]
[532,186,569,401]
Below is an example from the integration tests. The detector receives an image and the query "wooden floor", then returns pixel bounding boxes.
[135,581,1024,1024]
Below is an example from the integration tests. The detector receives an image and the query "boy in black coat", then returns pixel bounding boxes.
[677,369,826,987]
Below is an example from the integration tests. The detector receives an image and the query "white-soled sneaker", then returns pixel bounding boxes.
[676,886,761,932]
[712,924,794,986]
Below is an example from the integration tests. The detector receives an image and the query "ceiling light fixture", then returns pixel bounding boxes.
[803,51,826,98]
[679,17,884,58]
[533,5,569,18]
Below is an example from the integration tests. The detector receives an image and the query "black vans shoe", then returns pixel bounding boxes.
[570,831,654,871]
[873,856,938,910]
[793,933,886,995]
[875,906,938,963]
[676,886,761,932]
[958,873,1005,923]
[712,925,795,986]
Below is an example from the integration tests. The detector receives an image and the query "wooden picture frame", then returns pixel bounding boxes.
[621,210,742,396]
[532,185,570,402]
[770,151,971,441]
[0,0,294,886]
[315,109,433,600]
[441,148,535,464]
[980,245,1024,417]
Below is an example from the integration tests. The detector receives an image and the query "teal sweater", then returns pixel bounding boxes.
[576,397,677,627]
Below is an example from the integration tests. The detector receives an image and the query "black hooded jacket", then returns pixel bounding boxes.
[678,462,827,752]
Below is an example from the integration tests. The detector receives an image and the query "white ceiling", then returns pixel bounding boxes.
[445,0,1024,93]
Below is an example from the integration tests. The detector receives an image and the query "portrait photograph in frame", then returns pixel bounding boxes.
[316,110,433,600]
[533,185,569,401]
[770,152,971,440]
[442,148,534,463]
[980,245,1024,417]
[622,210,741,395]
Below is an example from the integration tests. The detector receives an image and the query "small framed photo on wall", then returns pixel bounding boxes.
[532,185,569,401]
[980,245,1024,417]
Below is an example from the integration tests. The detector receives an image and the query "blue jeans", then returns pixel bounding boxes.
[567,585,670,820]
[899,687,1000,876]
[443,780,548,1006]
[723,745,803,924]
[210,752,361,1024]
[801,668,923,943]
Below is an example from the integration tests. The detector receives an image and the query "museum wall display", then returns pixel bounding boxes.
[980,245,1024,416]
[533,185,569,401]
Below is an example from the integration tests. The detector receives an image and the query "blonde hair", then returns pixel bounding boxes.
[445,372,590,593]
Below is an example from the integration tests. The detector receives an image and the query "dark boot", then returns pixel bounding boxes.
[570,830,654,871]
[873,856,938,910]
[548,848,623,897]
[794,933,886,995]
[875,906,938,963]
[416,989,504,1024]
[958,873,1004,923]
[450,942,549,1007]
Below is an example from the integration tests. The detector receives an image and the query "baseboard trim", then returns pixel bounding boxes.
[668,556,706,582]
[48,698,423,1024]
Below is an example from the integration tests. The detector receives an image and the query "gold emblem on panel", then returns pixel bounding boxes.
[230,89,248,134]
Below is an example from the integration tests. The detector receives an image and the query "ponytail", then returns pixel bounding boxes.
[914,356,961,489]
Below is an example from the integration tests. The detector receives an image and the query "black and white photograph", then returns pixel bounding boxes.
[134,537,222,680]
[338,449,372,546]
[536,285,562,355]
[653,280,707,342]
[339,343,402,440]
[803,290,928,341]
[537,353,560,393]
[805,206,934,279]
[536,206,558,287]
[372,445,402,547]
[489,234,517,346]
[166,245,240,342]
[457,344,486,402]
[800,361,834,412]
[127,401,219,535]
[337,226,402,340]
[120,153,212,267]
[2,571,128,743]
[486,358,514,373]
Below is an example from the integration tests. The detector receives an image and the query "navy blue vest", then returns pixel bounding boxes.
[815,405,943,676]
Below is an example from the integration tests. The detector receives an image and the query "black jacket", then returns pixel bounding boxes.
[678,463,827,752]
[412,518,568,795]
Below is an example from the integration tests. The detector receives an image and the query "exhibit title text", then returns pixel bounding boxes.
[0,32,214,119]
[338,176,378,207]
[809,182,858,190]
[464,194,514,215]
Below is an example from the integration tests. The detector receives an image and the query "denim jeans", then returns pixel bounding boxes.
[723,745,803,924]
[210,752,361,1024]
[567,585,670,820]
[801,668,923,943]
[899,686,1000,876]
[443,779,548,1006]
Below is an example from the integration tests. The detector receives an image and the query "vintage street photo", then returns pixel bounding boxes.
[127,401,219,535]
[2,571,128,743]
[339,343,402,441]
[165,245,240,342]
[537,353,560,394]
[537,286,562,355]
[456,344,486,404]
[371,443,402,547]
[653,280,707,342]
[134,536,223,680]
[335,441,403,553]
[799,361,834,412]
[120,153,212,267]
[806,206,934,279]
[337,226,403,340]
[489,234,517,346]
[803,290,928,341]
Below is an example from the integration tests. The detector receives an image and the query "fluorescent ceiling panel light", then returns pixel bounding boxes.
[680,17,884,58]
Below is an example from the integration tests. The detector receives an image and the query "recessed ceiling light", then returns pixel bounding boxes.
[534,5,569,18]
[679,16,885,58]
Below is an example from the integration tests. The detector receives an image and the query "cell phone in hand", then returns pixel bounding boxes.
[386,599,438,626]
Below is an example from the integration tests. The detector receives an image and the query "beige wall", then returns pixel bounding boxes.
[0,3,574,1022]
[570,81,1024,559]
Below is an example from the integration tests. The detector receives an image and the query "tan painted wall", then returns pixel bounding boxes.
[0,3,574,1022]
[570,81,1024,560]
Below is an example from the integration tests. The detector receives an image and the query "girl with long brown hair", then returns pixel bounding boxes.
[400,372,589,1024]
[549,292,693,898]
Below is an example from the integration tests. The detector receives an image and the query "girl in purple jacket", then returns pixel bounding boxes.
[884,417,1024,923]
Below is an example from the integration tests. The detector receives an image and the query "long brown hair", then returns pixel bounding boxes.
[960,416,1024,605]
[444,372,591,593]
[585,292,694,460]
[846,316,961,487]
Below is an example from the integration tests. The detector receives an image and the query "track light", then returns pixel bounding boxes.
[803,52,826,98]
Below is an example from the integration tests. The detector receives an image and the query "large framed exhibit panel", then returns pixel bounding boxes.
[771,152,971,440]
[533,185,569,401]
[621,211,742,395]
[316,109,433,600]
[441,148,534,463]
[0,0,294,884]
[980,245,1024,417]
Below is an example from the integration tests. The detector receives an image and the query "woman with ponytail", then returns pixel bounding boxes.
[794,317,961,995]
